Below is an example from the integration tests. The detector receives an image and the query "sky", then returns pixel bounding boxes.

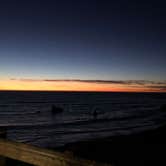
[0,0,166,92]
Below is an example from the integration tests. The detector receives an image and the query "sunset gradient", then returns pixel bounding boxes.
[0,1,165,92]
[0,79,165,92]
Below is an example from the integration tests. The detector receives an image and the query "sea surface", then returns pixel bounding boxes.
[0,91,166,148]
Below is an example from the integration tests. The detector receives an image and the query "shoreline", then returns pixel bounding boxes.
[55,123,166,166]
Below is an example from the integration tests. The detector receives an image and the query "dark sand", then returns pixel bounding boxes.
[56,123,166,166]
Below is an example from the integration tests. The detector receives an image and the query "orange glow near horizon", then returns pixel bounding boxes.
[0,79,165,92]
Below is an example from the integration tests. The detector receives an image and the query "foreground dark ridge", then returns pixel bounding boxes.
[58,122,166,166]
[0,138,110,166]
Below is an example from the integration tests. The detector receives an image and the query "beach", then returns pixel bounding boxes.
[58,122,166,166]
[4,122,166,166]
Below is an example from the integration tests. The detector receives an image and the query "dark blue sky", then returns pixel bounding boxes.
[0,0,166,81]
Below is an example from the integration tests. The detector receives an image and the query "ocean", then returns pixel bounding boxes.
[0,91,166,148]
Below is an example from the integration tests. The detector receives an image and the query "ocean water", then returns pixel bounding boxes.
[0,91,166,148]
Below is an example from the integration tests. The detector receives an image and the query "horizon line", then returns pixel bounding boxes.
[0,89,165,93]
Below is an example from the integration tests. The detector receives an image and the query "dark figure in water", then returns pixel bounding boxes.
[0,127,6,138]
[51,105,63,114]
[159,104,166,112]
[93,109,98,119]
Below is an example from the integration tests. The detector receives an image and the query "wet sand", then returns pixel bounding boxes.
[57,123,166,166]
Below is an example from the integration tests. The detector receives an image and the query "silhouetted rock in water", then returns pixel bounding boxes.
[159,104,166,112]
[51,105,63,114]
